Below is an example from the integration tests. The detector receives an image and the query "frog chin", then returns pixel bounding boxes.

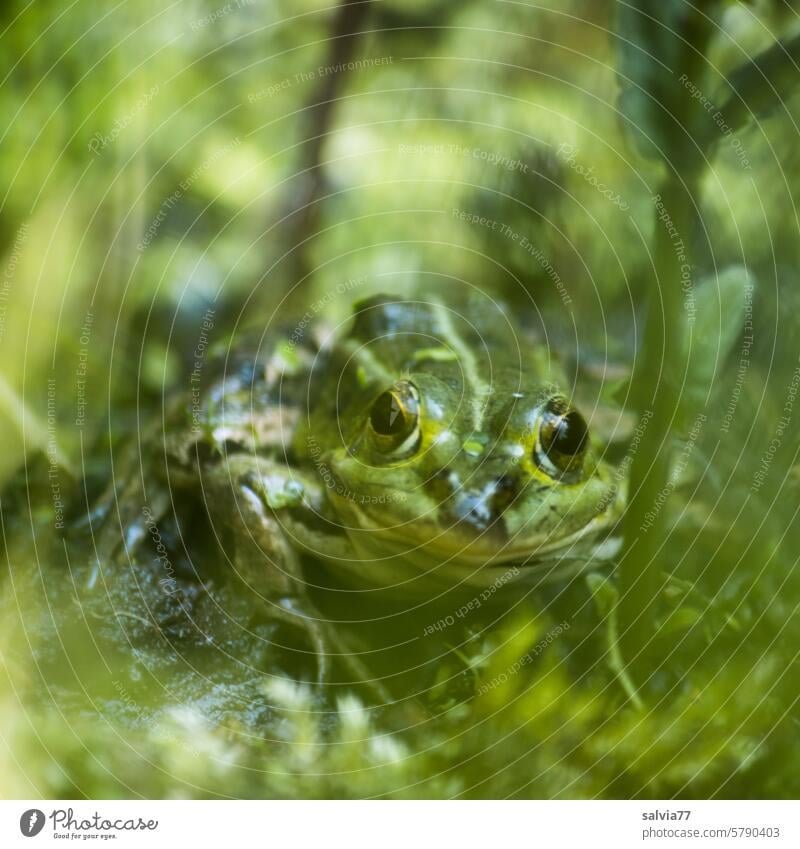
[324,465,625,571]
[330,490,621,571]
[379,515,616,567]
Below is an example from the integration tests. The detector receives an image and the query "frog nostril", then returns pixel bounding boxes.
[490,473,520,514]
[426,468,458,502]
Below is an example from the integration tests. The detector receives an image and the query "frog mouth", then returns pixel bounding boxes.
[341,498,622,568]
[324,467,624,568]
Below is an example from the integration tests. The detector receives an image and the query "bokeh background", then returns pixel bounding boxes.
[2,0,800,798]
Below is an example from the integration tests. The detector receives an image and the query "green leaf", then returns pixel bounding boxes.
[708,32,800,145]
[659,606,703,636]
[682,264,754,409]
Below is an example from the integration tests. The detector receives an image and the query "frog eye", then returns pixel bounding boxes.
[534,397,588,478]
[367,381,420,454]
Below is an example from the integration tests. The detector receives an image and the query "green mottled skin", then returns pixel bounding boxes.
[293,295,624,588]
[97,293,624,690]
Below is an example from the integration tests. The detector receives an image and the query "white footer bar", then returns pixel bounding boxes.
[1,800,797,847]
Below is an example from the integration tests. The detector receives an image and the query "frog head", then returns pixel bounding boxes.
[309,295,624,581]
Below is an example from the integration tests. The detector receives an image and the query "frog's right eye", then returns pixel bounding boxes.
[367,380,420,455]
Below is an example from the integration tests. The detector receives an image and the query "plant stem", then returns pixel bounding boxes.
[619,170,695,661]
[283,0,373,308]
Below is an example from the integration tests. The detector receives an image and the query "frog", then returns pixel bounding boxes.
[94,293,625,696]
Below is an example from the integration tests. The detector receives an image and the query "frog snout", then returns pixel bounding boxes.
[451,473,522,532]
[426,454,523,531]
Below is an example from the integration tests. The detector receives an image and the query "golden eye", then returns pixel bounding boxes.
[368,381,420,453]
[535,397,588,478]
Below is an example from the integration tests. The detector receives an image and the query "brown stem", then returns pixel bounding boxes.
[283,0,373,303]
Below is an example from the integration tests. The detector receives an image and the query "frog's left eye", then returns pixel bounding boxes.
[534,397,589,478]
[367,381,420,455]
